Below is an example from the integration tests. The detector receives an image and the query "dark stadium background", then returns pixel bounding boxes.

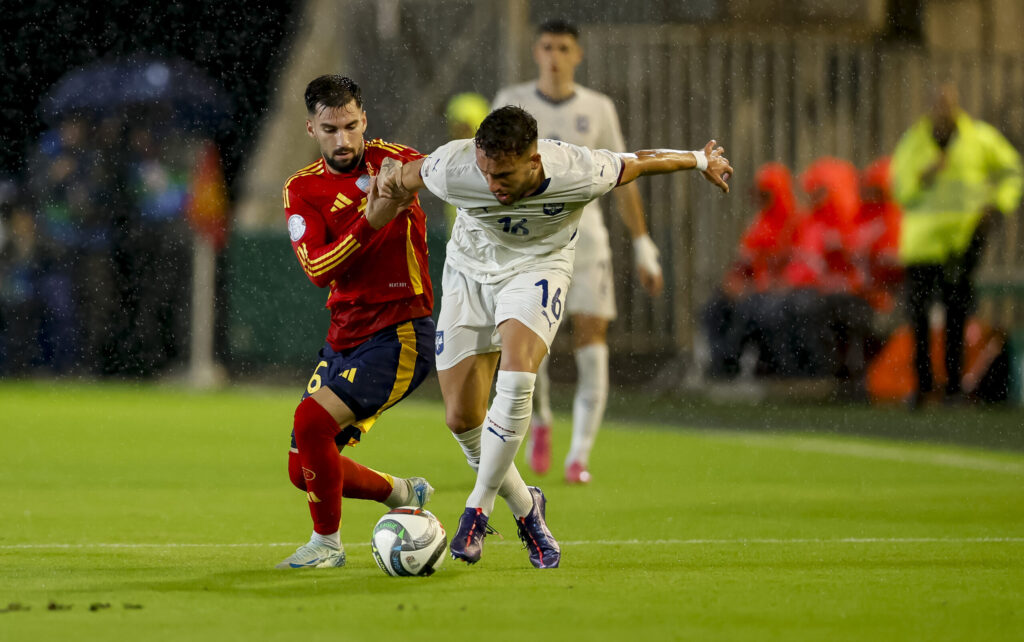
[0,0,298,189]
[2,0,1022,447]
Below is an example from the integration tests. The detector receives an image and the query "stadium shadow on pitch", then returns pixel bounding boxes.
[106,567,464,596]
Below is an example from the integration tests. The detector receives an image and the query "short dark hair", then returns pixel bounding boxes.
[537,19,579,39]
[304,75,363,115]
[474,106,538,159]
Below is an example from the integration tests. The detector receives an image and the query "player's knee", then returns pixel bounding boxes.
[293,396,339,445]
[493,370,536,427]
[446,407,486,433]
[287,450,307,491]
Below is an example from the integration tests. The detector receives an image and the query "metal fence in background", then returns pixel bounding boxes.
[579,26,1024,357]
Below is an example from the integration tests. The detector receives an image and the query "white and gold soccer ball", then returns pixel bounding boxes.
[370,507,447,576]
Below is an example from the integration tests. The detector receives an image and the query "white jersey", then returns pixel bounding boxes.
[420,138,622,284]
[493,82,627,265]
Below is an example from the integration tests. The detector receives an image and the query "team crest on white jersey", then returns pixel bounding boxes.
[287,214,306,242]
[576,115,589,133]
[543,203,565,216]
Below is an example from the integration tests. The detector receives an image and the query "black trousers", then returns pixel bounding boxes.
[904,236,984,396]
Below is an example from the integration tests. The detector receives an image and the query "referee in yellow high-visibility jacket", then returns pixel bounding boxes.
[892,83,1022,407]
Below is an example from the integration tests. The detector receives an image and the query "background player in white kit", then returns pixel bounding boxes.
[380,106,732,568]
[493,20,664,484]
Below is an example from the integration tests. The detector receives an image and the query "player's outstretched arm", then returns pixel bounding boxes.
[618,139,733,193]
[378,157,426,201]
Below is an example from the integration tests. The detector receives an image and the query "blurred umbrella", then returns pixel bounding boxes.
[41,56,230,130]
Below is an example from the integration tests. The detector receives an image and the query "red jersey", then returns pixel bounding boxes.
[283,139,433,350]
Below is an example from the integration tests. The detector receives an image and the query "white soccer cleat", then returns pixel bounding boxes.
[385,476,435,509]
[408,476,434,508]
[275,541,346,569]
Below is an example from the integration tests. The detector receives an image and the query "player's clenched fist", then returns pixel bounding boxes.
[365,171,415,230]
[378,157,411,200]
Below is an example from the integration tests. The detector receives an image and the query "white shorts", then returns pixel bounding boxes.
[435,262,573,371]
[565,259,617,320]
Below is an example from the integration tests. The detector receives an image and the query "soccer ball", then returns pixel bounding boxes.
[370,507,447,576]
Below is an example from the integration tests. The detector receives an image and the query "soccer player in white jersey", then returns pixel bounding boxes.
[493,19,664,484]
[379,106,731,568]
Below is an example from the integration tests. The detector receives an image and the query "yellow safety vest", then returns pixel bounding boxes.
[891,112,1022,265]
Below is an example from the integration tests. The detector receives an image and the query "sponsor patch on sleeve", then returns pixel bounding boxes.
[287,214,307,242]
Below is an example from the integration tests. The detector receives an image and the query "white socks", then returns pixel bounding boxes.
[532,354,554,427]
[453,423,533,518]
[312,530,341,549]
[566,343,609,467]
[382,477,413,508]
[466,370,536,516]
[453,426,483,471]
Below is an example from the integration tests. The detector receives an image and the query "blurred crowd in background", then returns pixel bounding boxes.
[702,156,900,395]
[701,85,1022,406]
[0,108,203,378]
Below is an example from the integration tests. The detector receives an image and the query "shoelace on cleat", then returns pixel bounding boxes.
[460,512,502,546]
[516,518,543,551]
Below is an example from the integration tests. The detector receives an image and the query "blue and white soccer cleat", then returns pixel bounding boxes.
[516,486,561,569]
[408,476,434,508]
[384,476,435,509]
[449,507,494,564]
[275,541,346,569]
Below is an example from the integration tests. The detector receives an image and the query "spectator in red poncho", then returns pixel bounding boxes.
[775,158,873,382]
[852,157,903,313]
[703,162,801,378]
[783,157,861,293]
[722,162,801,295]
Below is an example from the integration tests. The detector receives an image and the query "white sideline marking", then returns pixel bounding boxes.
[710,433,1024,475]
[2,537,1022,550]
[561,537,1024,546]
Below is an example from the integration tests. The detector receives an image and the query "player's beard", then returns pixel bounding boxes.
[324,146,362,173]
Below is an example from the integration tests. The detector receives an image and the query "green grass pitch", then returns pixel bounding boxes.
[1,382,1022,641]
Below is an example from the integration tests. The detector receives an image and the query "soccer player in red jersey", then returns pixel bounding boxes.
[276,75,437,569]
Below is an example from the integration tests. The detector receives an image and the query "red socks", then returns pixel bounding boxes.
[292,397,344,535]
[288,450,393,503]
[290,398,397,534]
[339,458,393,502]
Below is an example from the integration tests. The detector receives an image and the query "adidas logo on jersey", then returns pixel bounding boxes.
[330,192,353,212]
